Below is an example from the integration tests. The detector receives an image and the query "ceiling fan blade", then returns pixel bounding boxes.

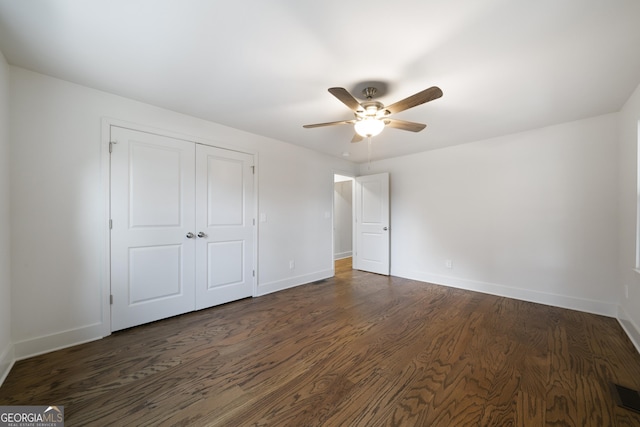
[351,133,363,143]
[328,87,361,112]
[303,119,356,128]
[384,118,427,132]
[383,86,443,115]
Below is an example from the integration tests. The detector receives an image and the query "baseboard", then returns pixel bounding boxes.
[617,305,640,355]
[256,269,334,297]
[334,251,352,260]
[0,342,15,387]
[394,269,619,318]
[13,323,104,361]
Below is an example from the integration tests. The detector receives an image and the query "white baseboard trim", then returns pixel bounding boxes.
[0,342,15,387]
[13,323,105,361]
[394,269,619,318]
[334,251,352,260]
[617,305,640,355]
[256,269,334,297]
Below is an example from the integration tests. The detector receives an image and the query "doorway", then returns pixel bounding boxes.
[333,172,390,275]
[333,174,354,263]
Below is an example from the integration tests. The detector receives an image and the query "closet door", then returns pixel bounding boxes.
[195,144,254,309]
[110,127,196,331]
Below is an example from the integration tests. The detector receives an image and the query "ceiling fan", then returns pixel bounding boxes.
[303,85,443,142]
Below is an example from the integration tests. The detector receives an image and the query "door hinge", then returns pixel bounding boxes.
[109,219,113,229]
[251,165,255,174]
[253,218,255,226]
[110,295,113,305]
[252,270,255,277]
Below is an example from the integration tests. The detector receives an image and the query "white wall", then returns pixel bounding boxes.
[361,114,620,316]
[254,139,353,295]
[8,67,356,359]
[618,82,640,351]
[0,50,12,382]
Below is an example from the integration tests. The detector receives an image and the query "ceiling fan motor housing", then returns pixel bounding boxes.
[357,101,385,119]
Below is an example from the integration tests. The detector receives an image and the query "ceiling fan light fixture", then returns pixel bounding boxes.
[354,118,385,137]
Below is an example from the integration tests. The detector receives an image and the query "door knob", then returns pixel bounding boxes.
[186,232,195,239]
[383,227,388,231]
[197,232,206,238]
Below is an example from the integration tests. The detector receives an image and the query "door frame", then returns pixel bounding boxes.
[332,172,356,268]
[332,170,357,274]
[331,170,391,275]
[101,118,259,337]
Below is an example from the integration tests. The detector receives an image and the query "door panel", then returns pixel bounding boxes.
[129,143,183,227]
[110,127,196,331]
[207,240,244,288]
[195,144,254,310]
[355,173,390,275]
[129,245,183,303]
[206,156,244,226]
[361,180,383,223]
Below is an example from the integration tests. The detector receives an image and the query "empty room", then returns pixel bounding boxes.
[1,0,640,425]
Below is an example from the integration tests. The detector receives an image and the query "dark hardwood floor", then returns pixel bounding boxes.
[2,258,640,426]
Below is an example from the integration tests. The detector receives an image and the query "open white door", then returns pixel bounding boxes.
[354,172,390,275]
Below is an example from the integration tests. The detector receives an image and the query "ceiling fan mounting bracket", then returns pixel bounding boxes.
[362,87,378,100]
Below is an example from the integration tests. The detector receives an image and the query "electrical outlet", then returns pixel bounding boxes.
[445,259,453,269]
[289,260,295,270]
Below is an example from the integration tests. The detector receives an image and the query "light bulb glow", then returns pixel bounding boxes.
[354,118,385,137]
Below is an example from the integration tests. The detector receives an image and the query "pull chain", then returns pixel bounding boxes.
[367,136,372,170]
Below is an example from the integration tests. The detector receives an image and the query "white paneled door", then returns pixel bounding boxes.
[195,144,254,309]
[110,127,196,331]
[110,126,254,331]
[354,173,390,275]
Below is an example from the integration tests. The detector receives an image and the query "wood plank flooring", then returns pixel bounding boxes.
[2,258,640,426]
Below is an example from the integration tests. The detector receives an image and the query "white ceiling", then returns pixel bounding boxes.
[1,0,639,163]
